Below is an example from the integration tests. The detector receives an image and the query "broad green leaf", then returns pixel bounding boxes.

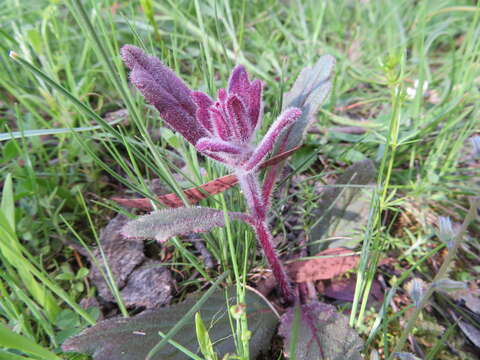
[62,287,278,360]
[277,55,335,154]
[0,324,62,360]
[309,159,376,253]
[121,207,246,243]
[279,301,362,360]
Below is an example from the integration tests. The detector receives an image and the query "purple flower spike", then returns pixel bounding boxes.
[228,66,263,131]
[121,45,208,145]
[121,45,301,174]
[196,138,244,156]
[193,65,301,172]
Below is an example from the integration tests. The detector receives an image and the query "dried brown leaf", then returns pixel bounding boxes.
[287,248,359,283]
[88,214,145,302]
[120,260,172,308]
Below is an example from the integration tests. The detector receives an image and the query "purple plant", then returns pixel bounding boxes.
[121,45,330,304]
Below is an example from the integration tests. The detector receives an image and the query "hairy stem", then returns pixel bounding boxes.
[254,220,294,304]
[237,172,294,304]
[261,127,292,205]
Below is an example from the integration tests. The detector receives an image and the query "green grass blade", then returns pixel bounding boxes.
[0,324,62,360]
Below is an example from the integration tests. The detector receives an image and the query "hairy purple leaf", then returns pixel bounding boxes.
[121,207,246,243]
[243,107,301,172]
[227,65,263,129]
[191,91,214,133]
[62,287,278,360]
[432,278,467,292]
[237,174,265,219]
[121,45,207,144]
[279,301,362,360]
[196,137,244,155]
[191,65,272,170]
[437,216,455,248]
[226,94,250,142]
[228,65,250,99]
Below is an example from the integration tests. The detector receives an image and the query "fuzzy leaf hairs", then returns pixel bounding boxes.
[121,45,207,145]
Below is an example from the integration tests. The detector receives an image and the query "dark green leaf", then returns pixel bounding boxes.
[62,287,278,360]
[309,159,376,253]
[290,145,318,173]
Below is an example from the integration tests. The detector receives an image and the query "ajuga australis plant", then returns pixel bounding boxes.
[63,47,367,360]
[121,44,306,304]
[120,45,361,358]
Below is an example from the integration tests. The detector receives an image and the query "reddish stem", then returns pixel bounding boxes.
[253,220,294,304]
[261,126,292,204]
[237,172,294,304]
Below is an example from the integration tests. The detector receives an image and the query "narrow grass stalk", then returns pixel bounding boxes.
[365,243,446,348]
[0,175,59,320]
[157,330,204,360]
[67,0,192,206]
[76,191,130,317]
[0,324,62,360]
[220,193,249,359]
[351,55,406,327]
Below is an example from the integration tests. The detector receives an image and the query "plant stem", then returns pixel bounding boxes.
[254,220,294,304]
[387,197,479,359]
[237,172,294,304]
